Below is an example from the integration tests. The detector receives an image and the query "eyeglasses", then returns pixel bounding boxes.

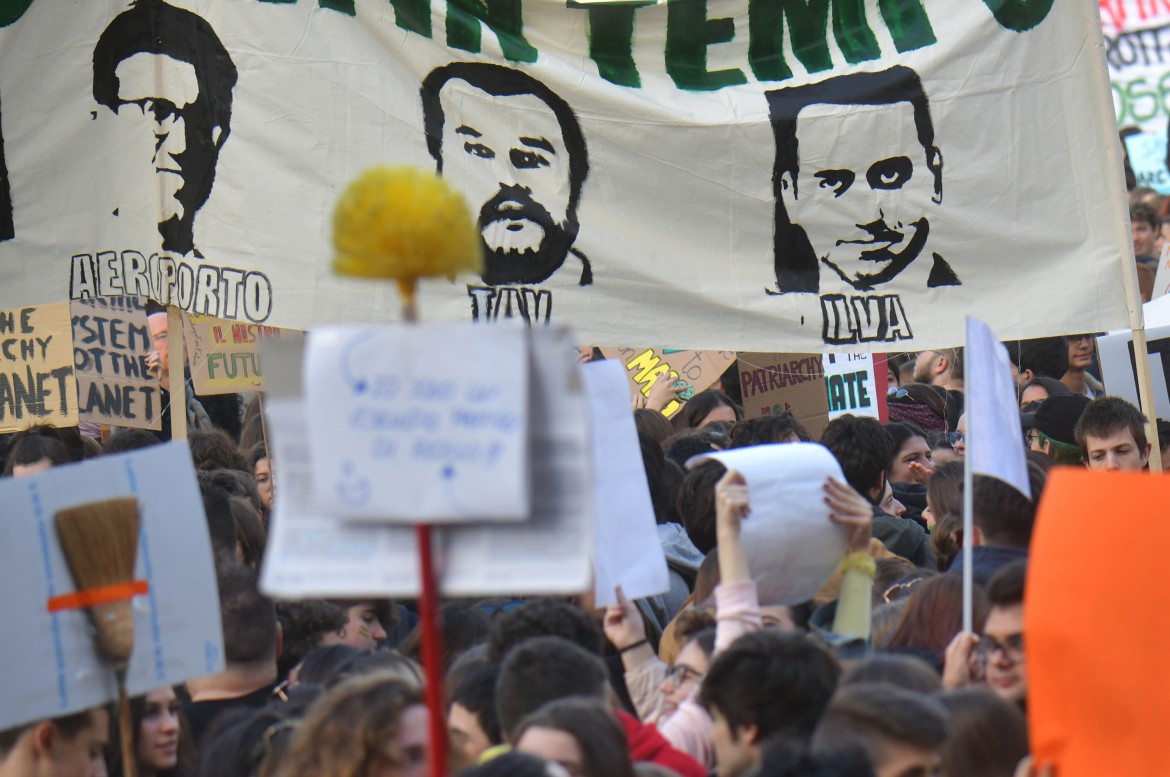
[974,633,1024,662]
[946,431,965,446]
[663,663,705,685]
[1024,431,1036,447]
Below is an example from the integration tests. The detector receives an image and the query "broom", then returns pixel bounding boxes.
[55,497,141,777]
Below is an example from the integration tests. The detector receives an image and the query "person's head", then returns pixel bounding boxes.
[660,628,716,718]
[923,460,962,530]
[767,66,943,294]
[322,600,390,651]
[1075,396,1151,471]
[638,434,681,526]
[275,600,348,679]
[1004,337,1070,387]
[811,683,949,777]
[458,752,570,777]
[93,0,237,255]
[189,429,250,473]
[249,443,273,512]
[1019,376,1070,409]
[486,599,604,664]
[448,663,502,768]
[937,689,1029,777]
[820,415,894,502]
[495,636,610,742]
[514,699,636,777]
[883,574,988,657]
[1030,393,1091,465]
[101,429,161,456]
[930,512,962,572]
[216,561,278,670]
[664,431,724,469]
[106,687,185,777]
[883,422,931,485]
[840,654,941,695]
[911,348,962,386]
[675,459,726,554]
[887,383,961,433]
[197,477,239,560]
[1063,333,1096,374]
[421,62,587,286]
[277,674,427,777]
[971,466,1045,549]
[672,390,742,432]
[728,413,811,448]
[2,426,71,477]
[399,602,491,669]
[145,312,171,391]
[1131,202,1159,256]
[0,708,109,777]
[699,631,840,777]
[634,409,676,451]
[979,560,1027,707]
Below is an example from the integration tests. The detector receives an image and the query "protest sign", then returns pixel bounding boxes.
[0,1,1133,351]
[598,347,736,418]
[0,302,76,433]
[582,359,669,607]
[823,352,882,421]
[1028,468,1170,776]
[698,443,847,605]
[70,295,160,430]
[182,313,302,396]
[304,324,530,523]
[0,444,223,731]
[1097,323,1170,419]
[1103,0,1170,135]
[737,352,829,437]
[1124,132,1170,192]
[262,329,592,599]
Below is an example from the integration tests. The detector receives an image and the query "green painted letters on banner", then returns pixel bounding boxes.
[666,0,748,91]
[749,0,832,83]
[832,0,881,64]
[981,0,1055,32]
[388,0,432,37]
[879,0,937,52]
[578,2,656,88]
[447,0,538,63]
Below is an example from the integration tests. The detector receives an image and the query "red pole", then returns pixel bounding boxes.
[416,524,447,777]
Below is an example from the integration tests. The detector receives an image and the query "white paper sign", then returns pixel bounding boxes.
[582,360,669,607]
[305,324,530,523]
[0,445,224,731]
[966,317,1031,498]
[823,352,880,420]
[262,329,592,599]
[698,443,848,606]
[1098,324,1170,420]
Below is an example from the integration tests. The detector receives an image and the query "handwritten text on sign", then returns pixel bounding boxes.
[0,303,76,433]
[304,325,531,523]
[71,296,160,430]
[183,314,302,396]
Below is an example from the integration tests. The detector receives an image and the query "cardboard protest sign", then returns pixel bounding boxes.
[598,347,736,418]
[1028,468,1170,776]
[70,296,160,430]
[737,352,830,438]
[0,302,77,433]
[0,1,1132,351]
[1124,132,1170,193]
[305,324,530,523]
[262,329,592,599]
[0,444,223,731]
[183,313,302,396]
[823,352,882,421]
[1097,324,1170,418]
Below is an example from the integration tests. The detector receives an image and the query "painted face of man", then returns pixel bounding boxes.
[783,101,937,291]
[439,83,575,286]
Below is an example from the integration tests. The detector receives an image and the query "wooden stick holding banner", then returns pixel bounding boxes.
[331,166,481,777]
[167,306,187,441]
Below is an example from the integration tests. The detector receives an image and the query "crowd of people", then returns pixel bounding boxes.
[0,331,1158,777]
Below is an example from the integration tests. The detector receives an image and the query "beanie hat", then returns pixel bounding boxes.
[1033,394,1092,446]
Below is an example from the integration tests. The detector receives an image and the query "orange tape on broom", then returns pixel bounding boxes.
[47,581,149,613]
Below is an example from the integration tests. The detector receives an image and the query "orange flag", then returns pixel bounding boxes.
[1028,468,1170,775]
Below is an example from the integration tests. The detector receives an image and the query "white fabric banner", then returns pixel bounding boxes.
[0,0,1132,351]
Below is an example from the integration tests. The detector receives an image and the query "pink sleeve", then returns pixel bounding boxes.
[659,699,716,769]
[625,657,670,724]
[714,580,763,654]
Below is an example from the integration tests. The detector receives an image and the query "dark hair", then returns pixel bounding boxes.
[937,689,1029,777]
[189,429,251,473]
[487,599,604,663]
[926,460,963,521]
[640,433,681,525]
[1023,376,1071,402]
[634,409,675,451]
[196,706,296,777]
[514,699,636,777]
[421,61,587,215]
[216,561,277,665]
[680,627,718,662]
[820,415,894,500]
[931,513,962,573]
[986,560,1026,609]
[884,574,988,656]
[198,478,238,559]
[102,428,161,455]
[458,752,564,777]
[399,602,491,669]
[229,497,266,569]
[248,442,268,469]
[1075,396,1148,457]
[496,636,610,741]
[840,654,941,694]
[671,390,742,431]
[699,631,839,745]
[755,740,875,777]
[664,431,723,470]
[295,644,363,687]
[1132,201,1159,232]
[2,424,71,475]
[675,459,726,554]
[0,710,96,758]
[972,464,1046,549]
[451,662,503,747]
[276,600,348,678]
[884,422,927,473]
[106,688,194,777]
[768,66,941,293]
[1005,338,1070,382]
[811,683,950,765]
[728,413,811,448]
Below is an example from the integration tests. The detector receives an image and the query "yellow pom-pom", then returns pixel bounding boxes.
[332,167,482,284]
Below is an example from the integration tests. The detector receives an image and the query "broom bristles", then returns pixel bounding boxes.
[55,497,140,664]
